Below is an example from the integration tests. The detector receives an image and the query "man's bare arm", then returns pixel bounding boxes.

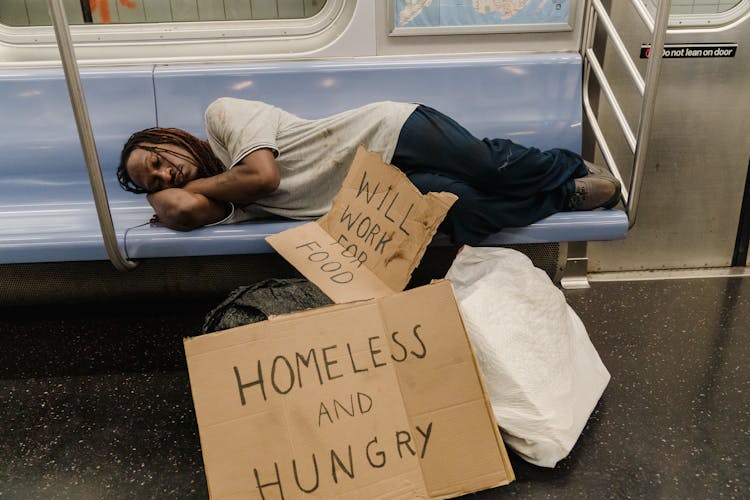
[147,189,230,231]
[182,148,280,205]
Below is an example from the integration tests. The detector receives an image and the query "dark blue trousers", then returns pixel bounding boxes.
[391,105,588,245]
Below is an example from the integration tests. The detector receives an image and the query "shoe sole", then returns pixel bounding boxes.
[600,176,622,209]
[582,171,622,210]
[580,162,622,210]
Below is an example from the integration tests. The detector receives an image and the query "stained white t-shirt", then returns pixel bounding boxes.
[204,97,418,223]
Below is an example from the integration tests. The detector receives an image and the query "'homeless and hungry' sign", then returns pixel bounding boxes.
[184,281,514,498]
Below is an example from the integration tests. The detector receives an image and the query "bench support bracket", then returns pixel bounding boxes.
[561,241,590,289]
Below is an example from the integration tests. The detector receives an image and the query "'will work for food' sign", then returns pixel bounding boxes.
[267,145,457,303]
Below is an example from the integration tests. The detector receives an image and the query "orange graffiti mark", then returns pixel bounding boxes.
[89,0,136,24]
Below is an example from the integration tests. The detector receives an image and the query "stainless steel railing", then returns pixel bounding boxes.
[47,0,138,270]
[582,0,672,228]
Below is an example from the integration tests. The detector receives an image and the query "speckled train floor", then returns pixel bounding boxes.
[0,277,748,499]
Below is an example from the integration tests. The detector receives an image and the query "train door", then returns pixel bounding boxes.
[585,1,750,275]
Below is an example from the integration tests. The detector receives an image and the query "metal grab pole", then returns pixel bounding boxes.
[47,0,138,270]
[628,0,672,228]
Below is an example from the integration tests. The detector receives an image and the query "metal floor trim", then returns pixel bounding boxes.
[589,266,750,282]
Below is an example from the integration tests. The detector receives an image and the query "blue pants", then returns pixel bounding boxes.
[391,105,588,245]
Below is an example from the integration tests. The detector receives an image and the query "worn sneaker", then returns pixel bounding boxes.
[567,174,621,211]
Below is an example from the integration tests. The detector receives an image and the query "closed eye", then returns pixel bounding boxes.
[148,156,161,191]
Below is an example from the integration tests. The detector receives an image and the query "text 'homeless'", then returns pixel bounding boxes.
[233,324,427,407]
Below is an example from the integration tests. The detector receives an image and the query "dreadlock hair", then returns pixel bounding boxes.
[117,127,226,193]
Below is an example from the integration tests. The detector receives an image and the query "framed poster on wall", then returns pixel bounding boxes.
[390,0,575,35]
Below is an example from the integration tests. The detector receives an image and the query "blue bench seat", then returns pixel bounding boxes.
[0,54,627,265]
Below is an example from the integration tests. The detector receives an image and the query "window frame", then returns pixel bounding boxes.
[656,0,750,29]
[0,0,345,46]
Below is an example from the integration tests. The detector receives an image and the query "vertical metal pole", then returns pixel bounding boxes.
[627,0,672,227]
[47,0,138,270]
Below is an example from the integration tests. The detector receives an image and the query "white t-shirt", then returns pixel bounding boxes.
[204,97,418,223]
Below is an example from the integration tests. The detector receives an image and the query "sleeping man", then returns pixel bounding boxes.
[118,98,620,245]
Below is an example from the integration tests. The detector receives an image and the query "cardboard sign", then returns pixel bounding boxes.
[184,280,514,499]
[267,146,457,303]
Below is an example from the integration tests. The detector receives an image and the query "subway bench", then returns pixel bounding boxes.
[0,54,627,266]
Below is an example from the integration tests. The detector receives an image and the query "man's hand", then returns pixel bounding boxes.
[147,188,230,231]
[183,148,280,205]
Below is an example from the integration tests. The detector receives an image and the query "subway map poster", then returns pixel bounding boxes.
[392,0,571,34]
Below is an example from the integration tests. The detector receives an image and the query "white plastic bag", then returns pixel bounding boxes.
[445,246,610,467]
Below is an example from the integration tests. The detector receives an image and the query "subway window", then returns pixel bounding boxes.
[0,0,327,26]
[0,0,351,62]
[645,0,749,26]
[666,0,743,15]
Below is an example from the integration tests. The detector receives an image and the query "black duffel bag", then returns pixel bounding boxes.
[201,278,333,334]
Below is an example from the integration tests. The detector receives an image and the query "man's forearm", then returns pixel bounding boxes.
[183,167,278,205]
[147,188,230,231]
[183,148,280,205]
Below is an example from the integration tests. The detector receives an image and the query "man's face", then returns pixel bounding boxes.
[125,142,200,193]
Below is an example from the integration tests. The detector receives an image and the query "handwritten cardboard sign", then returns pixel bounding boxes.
[184,280,514,499]
[267,146,457,303]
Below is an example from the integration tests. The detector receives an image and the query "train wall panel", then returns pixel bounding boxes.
[587,1,750,272]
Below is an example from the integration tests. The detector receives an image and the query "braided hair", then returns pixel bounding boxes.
[117,127,226,193]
